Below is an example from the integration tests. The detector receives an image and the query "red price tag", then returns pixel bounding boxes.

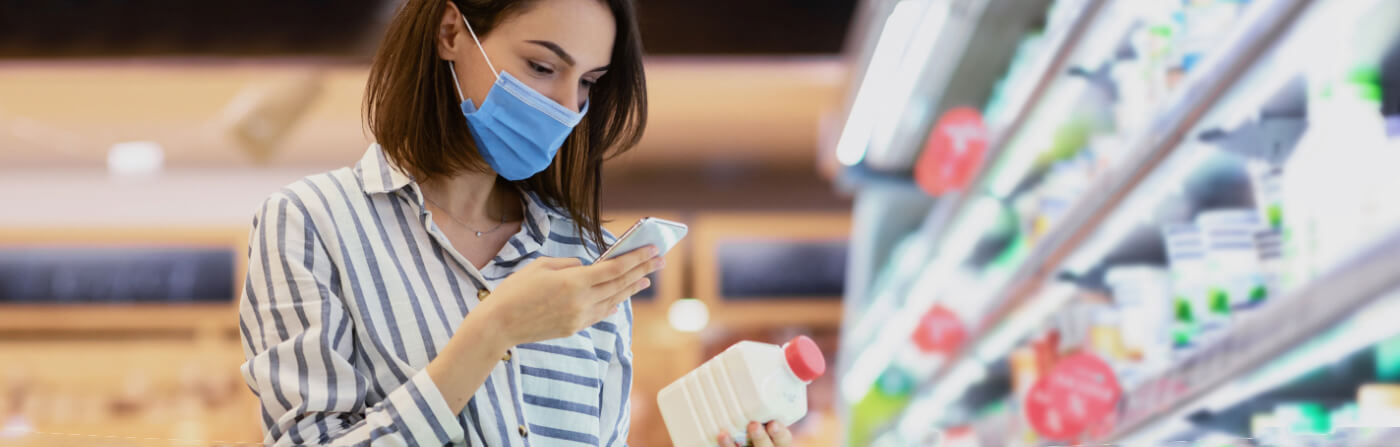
[911,305,967,354]
[914,107,988,196]
[1024,377,1077,441]
[1024,354,1123,441]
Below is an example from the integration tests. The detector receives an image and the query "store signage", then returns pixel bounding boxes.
[914,107,988,195]
[911,305,966,354]
[1024,353,1123,441]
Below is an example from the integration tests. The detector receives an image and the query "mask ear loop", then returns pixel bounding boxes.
[448,12,500,104]
[461,14,499,79]
[448,61,467,103]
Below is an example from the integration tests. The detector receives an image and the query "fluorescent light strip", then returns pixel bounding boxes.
[868,0,952,155]
[836,0,928,166]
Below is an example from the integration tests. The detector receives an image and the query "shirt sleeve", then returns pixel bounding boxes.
[597,297,634,447]
[238,193,467,446]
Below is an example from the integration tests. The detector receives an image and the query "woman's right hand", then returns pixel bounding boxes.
[478,246,662,345]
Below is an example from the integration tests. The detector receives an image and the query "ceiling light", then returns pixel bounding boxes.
[668,298,710,333]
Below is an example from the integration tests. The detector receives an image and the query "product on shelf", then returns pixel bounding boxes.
[1173,0,1250,75]
[1255,227,1285,301]
[1162,223,1210,350]
[1103,265,1172,385]
[1248,162,1285,230]
[1197,209,1267,311]
[1379,335,1400,381]
[1282,66,1387,289]
[1357,384,1400,427]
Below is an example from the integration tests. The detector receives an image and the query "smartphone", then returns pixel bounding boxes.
[595,217,688,262]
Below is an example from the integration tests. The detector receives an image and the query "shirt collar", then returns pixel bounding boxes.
[356,144,416,195]
[356,144,575,260]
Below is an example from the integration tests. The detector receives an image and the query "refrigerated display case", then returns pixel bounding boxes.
[830,0,1400,445]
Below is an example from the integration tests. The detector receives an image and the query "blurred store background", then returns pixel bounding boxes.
[0,1,855,446]
[5,0,1400,446]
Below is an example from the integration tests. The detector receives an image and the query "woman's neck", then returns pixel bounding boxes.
[420,171,519,226]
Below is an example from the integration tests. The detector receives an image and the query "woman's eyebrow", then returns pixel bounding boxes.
[527,40,575,66]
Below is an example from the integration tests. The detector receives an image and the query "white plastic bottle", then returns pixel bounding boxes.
[657,335,826,447]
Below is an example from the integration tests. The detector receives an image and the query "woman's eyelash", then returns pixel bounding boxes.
[527,61,553,75]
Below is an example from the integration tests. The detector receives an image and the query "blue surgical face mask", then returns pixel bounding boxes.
[449,14,587,181]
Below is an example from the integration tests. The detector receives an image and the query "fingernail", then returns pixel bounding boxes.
[649,246,659,256]
[654,258,666,269]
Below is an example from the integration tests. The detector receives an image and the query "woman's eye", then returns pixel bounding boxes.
[580,79,597,89]
[528,61,553,75]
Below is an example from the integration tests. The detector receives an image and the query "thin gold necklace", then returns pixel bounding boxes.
[424,194,508,237]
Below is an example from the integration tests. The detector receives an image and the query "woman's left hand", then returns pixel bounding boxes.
[717,421,792,447]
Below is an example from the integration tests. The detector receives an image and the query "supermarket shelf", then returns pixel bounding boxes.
[0,303,239,335]
[1106,229,1400,442]
[840,0,1108,398]
[906,0,1108,251]
[853,0,1063,171]
[903,0,1316,416]
[1358,429,1400,447]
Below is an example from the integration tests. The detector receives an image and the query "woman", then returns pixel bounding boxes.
[238,0,792,446]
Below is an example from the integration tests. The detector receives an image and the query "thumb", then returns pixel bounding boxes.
[535,257,584,270]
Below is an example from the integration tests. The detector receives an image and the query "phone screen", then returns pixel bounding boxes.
[595,218,688,262]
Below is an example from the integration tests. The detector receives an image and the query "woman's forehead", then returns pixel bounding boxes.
[494,0,616,67]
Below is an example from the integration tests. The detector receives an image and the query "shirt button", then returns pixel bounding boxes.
[477,289,489,301]
[518,425,528,438]
[502,350,512,362]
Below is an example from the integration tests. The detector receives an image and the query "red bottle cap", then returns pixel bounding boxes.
[783,335,826,382]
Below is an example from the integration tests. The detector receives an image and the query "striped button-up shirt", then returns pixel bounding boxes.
[238,145,631,446]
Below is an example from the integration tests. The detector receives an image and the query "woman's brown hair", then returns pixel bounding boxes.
[364,0,647,251]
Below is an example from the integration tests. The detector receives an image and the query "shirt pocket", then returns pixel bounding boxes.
[517,334,607,411]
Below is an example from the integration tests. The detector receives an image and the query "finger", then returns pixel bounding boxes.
[716,432,739,447]
[593,254,661,301]
[586,245,656,285]
[748,422,773,447]
[590,277,648,321]
[535,257,583,269]
[765,422,792,446]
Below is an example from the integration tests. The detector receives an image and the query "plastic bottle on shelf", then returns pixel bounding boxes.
[1162,223,1214,350]
[1372,115,1400,234]
[1329,68,1387,254]
[1254,229,1285,302]
[1247,162,1285,230]
[1358,384,1400,427]
[1273,402,1330,435]
[1283,67,1386,289]
[1196,209,1266,311]
[1248,162,1288,300]
[657,336,826,447]
[1104,265,1173,385]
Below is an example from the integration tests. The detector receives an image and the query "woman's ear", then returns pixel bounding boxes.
[437,2,465,61]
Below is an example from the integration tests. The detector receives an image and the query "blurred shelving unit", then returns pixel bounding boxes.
[832,0,1400,444]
